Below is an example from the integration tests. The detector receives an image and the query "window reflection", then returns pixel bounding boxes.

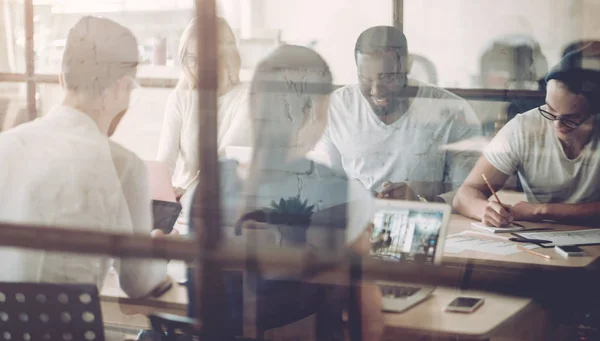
[1,1,600,341]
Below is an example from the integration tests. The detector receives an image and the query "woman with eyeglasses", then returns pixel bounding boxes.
[157,18,251,198]
[454,47,600,227]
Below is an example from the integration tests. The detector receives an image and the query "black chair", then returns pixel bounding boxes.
[0,282,105,341]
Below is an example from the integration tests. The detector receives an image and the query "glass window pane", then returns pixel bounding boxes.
[230,0,392,84]
[34,0,196,80]
[0,82,27,131]
[0,1,26,73]
[405,0,599,89]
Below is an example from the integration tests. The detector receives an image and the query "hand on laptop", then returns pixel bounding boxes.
[376,181,417,201]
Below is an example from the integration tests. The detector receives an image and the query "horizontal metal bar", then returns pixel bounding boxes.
[0,72,544,101]
[0,221,595,301]
[0,73,178,88]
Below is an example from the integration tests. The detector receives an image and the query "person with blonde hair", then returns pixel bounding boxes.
[0,16,171,305]
[157,17,251,197]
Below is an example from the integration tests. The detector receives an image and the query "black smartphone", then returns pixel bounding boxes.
[555,245,585,257]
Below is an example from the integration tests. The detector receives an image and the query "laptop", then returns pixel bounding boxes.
[369,199,451,313]
[145,161,182,234]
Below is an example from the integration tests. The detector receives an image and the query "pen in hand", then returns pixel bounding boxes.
[481,173,522,227]
[481,173,503,205]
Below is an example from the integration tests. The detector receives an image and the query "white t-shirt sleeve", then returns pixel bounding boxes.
[115,158,168,298]
[312,98,344,175]
[157,90,183,176]
[483,116,523,176]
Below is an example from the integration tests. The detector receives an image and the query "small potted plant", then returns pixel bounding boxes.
[268,195,315,246]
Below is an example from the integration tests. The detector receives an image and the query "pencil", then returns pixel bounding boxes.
[481,173,503,205]
[481,173,525,227]
[517,245,552,260]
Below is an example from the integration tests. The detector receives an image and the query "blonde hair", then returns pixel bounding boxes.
[249,45,333,151]
[240,45,333,217]
[176,17,241,90]
[62,16,138,96]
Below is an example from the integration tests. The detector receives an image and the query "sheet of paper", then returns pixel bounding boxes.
[515,229,600,247]
[445,231,538,255]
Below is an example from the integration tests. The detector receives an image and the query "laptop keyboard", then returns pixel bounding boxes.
[378,284,421,298]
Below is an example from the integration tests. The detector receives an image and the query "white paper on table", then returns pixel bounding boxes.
[444,232,539,255]
[514,229,600,247]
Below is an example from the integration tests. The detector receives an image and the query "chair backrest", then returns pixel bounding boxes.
[0,282,105,341]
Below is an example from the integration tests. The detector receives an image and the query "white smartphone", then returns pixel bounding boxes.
[444,296,485,313]
[555,245,585,258]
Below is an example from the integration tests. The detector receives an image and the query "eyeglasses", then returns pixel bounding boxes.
[183,54,198,69]
[537,106,590,129]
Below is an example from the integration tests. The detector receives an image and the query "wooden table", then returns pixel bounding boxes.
[100,267,549,341]
[382,288,552,341]
[100,261,188,333]
[443,214,600,269]
[100,213,600,340]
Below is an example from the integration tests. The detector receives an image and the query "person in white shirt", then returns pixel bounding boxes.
[157,17,252,197]
[314,26,482,203]
[183,45,383,341]
[0,16,168,299]
[454,48,600,227]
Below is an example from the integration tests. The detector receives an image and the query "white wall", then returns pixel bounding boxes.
[242,0,393,84]
[403,0,594,87]
[221,0,600,87]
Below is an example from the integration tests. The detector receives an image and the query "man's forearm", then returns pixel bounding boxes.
[453,186,489,221]
[537,202,600,224]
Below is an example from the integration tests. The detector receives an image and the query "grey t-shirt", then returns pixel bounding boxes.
[484,107,600,204]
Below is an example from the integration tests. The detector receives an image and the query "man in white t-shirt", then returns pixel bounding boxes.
[454,47,600,227]
[0,17,169,299]
[314,26,482,203]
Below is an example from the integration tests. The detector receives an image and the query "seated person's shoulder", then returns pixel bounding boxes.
[331,84,362,102]
[108,141,145,175]
[0,122,43,154]
[500,107,544,135]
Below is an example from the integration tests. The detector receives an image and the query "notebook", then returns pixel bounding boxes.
[470,222,526,234]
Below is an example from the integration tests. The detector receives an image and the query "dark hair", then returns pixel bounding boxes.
[62,16,139,96]
[354,26,408,66]
[545,47,600,113]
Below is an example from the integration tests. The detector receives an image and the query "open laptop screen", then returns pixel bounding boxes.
[370,206,445,264]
